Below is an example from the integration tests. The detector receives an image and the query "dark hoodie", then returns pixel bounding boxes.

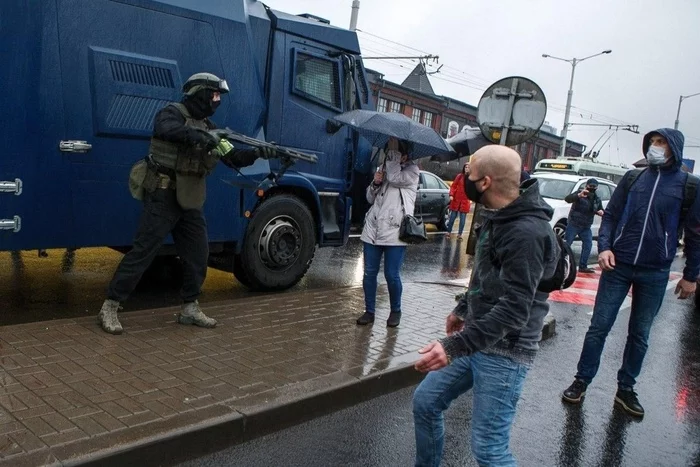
[440,179,558,365]
[598,128,700,281]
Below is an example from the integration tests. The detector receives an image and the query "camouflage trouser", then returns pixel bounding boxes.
[107,187,208,303]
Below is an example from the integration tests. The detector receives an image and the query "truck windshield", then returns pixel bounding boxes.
[536,179,577,200]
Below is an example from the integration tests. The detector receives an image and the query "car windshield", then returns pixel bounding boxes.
[536,179,577,200]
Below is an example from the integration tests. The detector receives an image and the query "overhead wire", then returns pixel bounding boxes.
[358,30,700,143]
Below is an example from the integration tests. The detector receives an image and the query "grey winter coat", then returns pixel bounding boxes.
[360,150,420,246]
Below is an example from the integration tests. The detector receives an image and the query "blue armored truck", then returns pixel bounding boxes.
[0,0,375,290]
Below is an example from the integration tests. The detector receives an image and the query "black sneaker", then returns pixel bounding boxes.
[615,389,644,417]
[356,312,375,326]
[578,267,596,274]
[562,379,588,403]
[386,312,401,328]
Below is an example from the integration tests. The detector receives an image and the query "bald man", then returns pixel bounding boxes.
[412,146,558,467]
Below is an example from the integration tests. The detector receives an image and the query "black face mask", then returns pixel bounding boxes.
[184,89,219,119]
[464,176,485,203]
[587,187,597,193]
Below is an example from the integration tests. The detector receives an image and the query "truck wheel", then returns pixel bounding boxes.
[240,194,316,291]
[554,221,567,239]
[232,254,251,288]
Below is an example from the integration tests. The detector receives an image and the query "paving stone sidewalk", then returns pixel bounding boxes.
[0,283,461,466]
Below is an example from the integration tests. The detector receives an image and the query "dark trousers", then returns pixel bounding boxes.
[108,188,209,303]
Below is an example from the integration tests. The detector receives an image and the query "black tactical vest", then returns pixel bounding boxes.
[148,103,219,177]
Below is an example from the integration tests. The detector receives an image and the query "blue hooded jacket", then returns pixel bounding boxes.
[598,128,700,281]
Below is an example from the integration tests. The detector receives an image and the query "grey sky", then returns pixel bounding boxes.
[263,0,700,167]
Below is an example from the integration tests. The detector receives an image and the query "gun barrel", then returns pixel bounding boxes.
[215,129,318,164]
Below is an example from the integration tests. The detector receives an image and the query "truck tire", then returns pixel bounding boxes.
[240,194,316,291]
[232,254,251,288]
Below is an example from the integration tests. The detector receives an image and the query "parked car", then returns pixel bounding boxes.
[415,170,450,231]
[531,173,617,238]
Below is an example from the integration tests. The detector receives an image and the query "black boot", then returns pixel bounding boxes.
[562,379,588,404]
[356,312,375,326]
[615,389,644,417]
[386,312,401,328]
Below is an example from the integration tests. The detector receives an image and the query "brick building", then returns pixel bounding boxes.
[366,65,585,179]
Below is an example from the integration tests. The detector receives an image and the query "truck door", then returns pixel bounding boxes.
[266,33,353,243]
[55,0,224,247]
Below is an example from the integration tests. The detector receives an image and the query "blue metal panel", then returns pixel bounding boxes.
[0,0,72,251]
[269,9,361,55]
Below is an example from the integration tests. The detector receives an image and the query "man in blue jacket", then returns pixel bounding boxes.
[562,128,700,418]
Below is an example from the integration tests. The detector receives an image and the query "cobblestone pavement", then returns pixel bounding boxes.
[0,283,459,466]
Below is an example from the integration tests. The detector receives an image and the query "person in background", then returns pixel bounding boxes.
[445,162,471,239]
[564,178,604,274]
[356,137,420,328]
[562,128,700,418]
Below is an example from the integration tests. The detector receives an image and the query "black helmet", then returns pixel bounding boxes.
[182,72,229,96]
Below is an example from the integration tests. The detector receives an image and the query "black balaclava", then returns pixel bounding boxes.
[183,88,218,120]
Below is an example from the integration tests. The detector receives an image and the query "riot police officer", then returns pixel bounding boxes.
[98,72,273,335]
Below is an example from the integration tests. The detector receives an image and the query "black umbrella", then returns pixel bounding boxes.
[430,127,493,162]
[332,109,454,159]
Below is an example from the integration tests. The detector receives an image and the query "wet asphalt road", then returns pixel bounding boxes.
[0,230,477,326]
[0,220,600,326]
[180,274,700,467]
[3,225,698,465]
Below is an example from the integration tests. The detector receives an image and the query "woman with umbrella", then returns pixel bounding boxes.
[445,162,471,239]
[356,137,420,328]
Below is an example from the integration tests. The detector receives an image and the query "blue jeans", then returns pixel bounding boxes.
[413,352,530,467]
[362,242,407,314]
[575,262,669,389]
[446,210,467,235]
[564,222,593,269]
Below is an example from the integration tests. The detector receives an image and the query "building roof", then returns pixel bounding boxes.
[400,63,435,95]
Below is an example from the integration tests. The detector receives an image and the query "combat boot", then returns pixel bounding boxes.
[177,301,217,328]
[98,299,123,335]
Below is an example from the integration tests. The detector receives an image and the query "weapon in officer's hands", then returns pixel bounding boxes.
[210,128,317,184]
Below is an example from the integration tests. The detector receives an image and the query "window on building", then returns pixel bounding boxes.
[423,111,433,128]
[294,53,340,108]
[412,108,422,122]
[378,98,388,113]
[389,101,402,113]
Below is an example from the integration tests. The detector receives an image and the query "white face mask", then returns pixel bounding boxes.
[646,145,668,166]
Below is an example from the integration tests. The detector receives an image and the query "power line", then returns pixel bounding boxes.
[358,30,700,142]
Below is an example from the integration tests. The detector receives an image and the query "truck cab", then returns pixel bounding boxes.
[1,0,375,290]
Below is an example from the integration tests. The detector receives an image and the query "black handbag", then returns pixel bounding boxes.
[398,189,427,244]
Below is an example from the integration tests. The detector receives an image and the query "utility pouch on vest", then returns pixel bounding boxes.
[128,159,149,200]
[176,174,207,210]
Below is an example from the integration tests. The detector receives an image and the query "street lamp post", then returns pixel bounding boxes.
[542,50,612,158]
[674,92,700,130]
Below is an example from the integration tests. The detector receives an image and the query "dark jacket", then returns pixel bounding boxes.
[565,189,603,228]
[598,128,700,281]
[153,103,258,169]
[440,179,558,364]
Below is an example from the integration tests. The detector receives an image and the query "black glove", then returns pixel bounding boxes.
[191,128,220,150]
[255,145,277,159]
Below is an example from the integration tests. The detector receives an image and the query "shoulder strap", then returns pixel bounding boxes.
[171,102,190,119]
[681,173,699,224]
[624,168,646,195]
